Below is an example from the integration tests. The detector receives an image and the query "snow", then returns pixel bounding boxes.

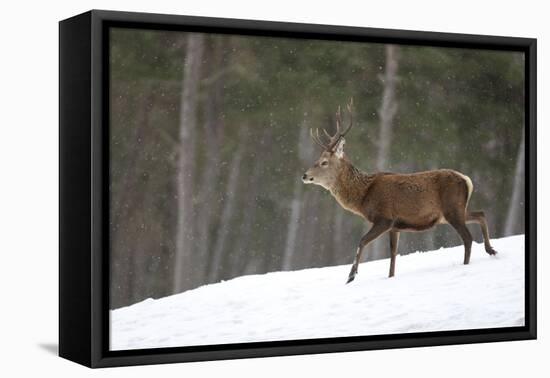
[110,235,525,350]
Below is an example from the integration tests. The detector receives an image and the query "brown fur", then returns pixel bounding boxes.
[303,140,497,283]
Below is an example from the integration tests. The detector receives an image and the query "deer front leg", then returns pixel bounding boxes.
[389,231,399,277]
[347,220,392,284]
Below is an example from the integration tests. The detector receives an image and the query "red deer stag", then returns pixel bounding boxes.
[302,100,497,283]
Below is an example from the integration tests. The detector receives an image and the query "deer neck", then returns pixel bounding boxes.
[329,159,371,216]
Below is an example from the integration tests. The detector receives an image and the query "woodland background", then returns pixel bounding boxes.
[109,28,525,309]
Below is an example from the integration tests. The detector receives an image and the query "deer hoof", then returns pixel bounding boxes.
[346,263,359,284]
[486,247,497,256]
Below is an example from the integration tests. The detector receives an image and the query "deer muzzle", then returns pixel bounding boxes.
[302,173,315,183]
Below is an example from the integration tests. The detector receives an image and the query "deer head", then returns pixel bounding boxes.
[302,99,354,190]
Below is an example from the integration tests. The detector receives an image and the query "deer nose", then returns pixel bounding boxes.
[302,174,308,180]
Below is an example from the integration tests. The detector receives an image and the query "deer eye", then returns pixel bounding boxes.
[321,161,328,166]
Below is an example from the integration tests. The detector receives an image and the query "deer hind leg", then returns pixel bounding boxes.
[389,231,400,278]
[445,211,473,265]
[466,211,497,255]
[347,220,392,284]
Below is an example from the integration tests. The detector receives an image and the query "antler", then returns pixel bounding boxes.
[310,128,328,149]
[310,98,354,151]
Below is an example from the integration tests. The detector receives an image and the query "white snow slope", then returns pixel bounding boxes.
[110,235,525,350]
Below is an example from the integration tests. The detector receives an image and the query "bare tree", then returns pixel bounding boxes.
[376,45,399,171]
[297,190,322,268]
[230,152,263,277]
[282,122,312,270]
[369,44,399,260]
[194,38,226,280]
[208,127,247,282]
[282,178,302,270]
[173,34,205,294]
[504,128,525,236]
[110,88,155,307]
[331,203,345,265]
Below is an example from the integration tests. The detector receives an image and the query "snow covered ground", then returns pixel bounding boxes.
[110,235,525,351]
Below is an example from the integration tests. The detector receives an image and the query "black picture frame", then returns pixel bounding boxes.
[59,9,537,368]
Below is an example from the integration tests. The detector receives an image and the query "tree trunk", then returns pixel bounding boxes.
[331,203,345,266]
[282,178,302,270]
[369,44,399,260]
[376,44,399,171]
[111,88,153,308]
[194,38,226,280]
[282,124,311,270]
[297,190,323,269]
[208,129,247,282]
[504,129,525,236]
[173,34,205,294]
[229,150,263,277]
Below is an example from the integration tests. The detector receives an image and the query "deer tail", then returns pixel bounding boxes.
[454,171,473,209]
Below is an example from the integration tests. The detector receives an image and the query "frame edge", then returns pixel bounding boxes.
[59,11,94,368]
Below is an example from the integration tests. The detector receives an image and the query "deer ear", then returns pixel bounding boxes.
[334,138,345,159]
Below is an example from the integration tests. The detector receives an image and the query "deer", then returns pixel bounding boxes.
[302,100,497,284]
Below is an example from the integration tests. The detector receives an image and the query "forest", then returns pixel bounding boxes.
[109,28,525,309]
